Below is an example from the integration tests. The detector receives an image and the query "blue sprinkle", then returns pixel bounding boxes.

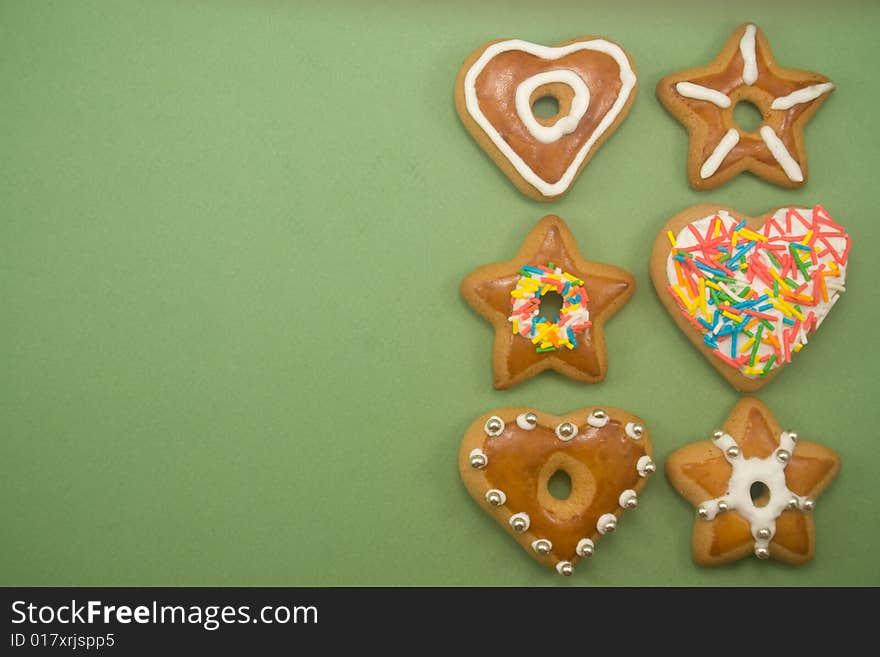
[782,317,795,326]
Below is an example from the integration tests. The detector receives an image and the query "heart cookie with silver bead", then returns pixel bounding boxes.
[459,406,655,575]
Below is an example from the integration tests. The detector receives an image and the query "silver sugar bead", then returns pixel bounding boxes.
[787,498,799,510]
[624,497,638,509]
[788,432,799,443]
[485,416,504,436]
[556,422,576,440]
[557,561,574,577]
[603,519,617,533]
[776,449,790,463]
[470,453,487,469]
[510,516,528,533]
[533,539,552,555]
[726,446,740,458]
[643,459,656,475]
[697,506,710,520]
[524,412,538,426]
[802,498,815,511]
[592,410,607,419]
[712,430,725,441]
[486,490,504,506]
[755,546,770,560]
[630,424,644,438]
[756,527,771,540]
[717,501,729,513]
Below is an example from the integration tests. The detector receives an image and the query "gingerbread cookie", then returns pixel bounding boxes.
[455,37,637,201]
[650,204,850,392]
[461,215,635,389]
[666,398,839,565]
[460,406,655,575]
[657,23,834,190]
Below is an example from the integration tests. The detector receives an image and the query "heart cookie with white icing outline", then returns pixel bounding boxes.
[459,406,655,576]
[454,36,638,201]
[650,204,850,392]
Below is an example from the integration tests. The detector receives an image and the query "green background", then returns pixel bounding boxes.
[3,0,878,586]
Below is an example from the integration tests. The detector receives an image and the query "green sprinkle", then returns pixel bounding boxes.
[536,346,556,353]
[767,251,781,268]
[784,277,798,288]
[740,286,752,297]
[761,354,777,376]
[773,279,779,296]
[761,319,775,331]
[750,326,764,366]
[547,262,555,269]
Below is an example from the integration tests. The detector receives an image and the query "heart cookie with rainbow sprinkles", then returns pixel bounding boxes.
[650,204,850,392]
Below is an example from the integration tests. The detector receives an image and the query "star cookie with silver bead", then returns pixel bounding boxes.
[666,397,839,565]
[459,406,655,575]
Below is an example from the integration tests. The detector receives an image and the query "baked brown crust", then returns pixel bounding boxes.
[656,23,834,190]
[665,398,839,566]
[459,406,654,574]
[461,215,635,389]
[455,36,638,201]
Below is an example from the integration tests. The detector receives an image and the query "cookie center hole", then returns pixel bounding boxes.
[733,100,764,132]
[532,95,560,119]
[539,291,564,322]
[548,469,572,501]
[750,481,771,508]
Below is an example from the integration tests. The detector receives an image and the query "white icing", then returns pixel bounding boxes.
[625,422,643,440]
[514,70,590,144]
[555,422,578,442]
[509,512,530,532]
[485,488,507,505]
[760,126,804,182]
[665,208,849,378]
[698,431,812,555]
[636,455,655,477]
[587,411,609,428]
[463,39,637,197]
[700,128,740,178]
[596,513,617,534]
[771,82,835,110]
[515,413,537,430]
[675,81,731,108]
[739,24,758,85]
[575,538,594,557]
[618,489,638,509]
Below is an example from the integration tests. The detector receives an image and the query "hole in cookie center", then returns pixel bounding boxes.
[733,100,764,132]
[532,95,560,119]
[750,481,771,508]
[548,469,572,501]
[539,291,564,322]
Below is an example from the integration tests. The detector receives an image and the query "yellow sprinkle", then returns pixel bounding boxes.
[744,366,763,376]
[741,338,755,351]
[667,230,676,247]
[794,343,804,352]
[706,281,722,292]
[713,217,721,237]
[699,278,708,316]
[512,319,519,334]
[802,230,813,245]
[722,311,743,323]
[731,231,738,248]
[740,228,767,242]
[672,285,692,310]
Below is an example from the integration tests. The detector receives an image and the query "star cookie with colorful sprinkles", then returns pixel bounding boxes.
[666,398,839,565]
[650,204,850,392]
[656,23,835,190]
[461,215,635,389]
[460,406,655,575]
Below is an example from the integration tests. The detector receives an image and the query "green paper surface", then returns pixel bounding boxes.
[2,0,879,586]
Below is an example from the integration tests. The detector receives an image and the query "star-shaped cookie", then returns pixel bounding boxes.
[460,215,634,389]
[666,398,840,565]
[657,23,834,189]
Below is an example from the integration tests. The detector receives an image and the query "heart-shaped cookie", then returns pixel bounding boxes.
[650,205,850,392]
[459,406,655,575]
[454,37,638,201]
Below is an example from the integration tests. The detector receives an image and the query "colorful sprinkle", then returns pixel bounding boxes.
[509,263,591,353]
[665,206,849,378]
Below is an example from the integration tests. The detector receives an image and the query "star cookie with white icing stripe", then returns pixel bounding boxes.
[666,398,840,565]
[657,23,834,190]
[460,215,634,389]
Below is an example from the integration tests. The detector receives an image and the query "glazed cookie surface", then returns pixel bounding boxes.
[650,204,850,392]
[666,398,839,565]
[460,406,655,575]
[657,23,834,190]
[455,36,638,201]
[461,215,635,389]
